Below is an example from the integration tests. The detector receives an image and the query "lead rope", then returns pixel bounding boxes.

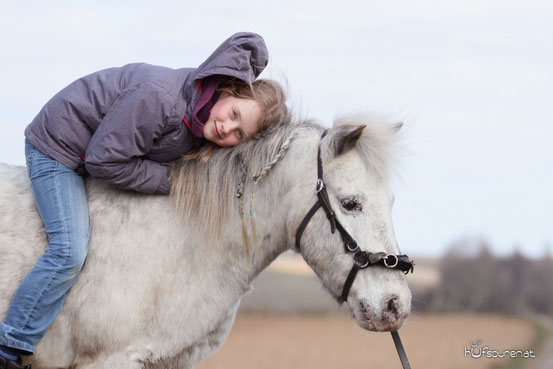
[391,331,411,369]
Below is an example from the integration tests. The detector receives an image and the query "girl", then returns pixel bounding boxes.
[0,32,287,368]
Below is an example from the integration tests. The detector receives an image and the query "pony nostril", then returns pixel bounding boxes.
[386,295,399,317]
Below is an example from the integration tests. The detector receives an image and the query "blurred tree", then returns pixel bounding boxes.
[420,238,553,314]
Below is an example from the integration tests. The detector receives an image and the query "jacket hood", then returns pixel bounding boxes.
[192,32,269,83]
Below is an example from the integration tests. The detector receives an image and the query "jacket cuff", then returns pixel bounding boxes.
[155,165,171,195]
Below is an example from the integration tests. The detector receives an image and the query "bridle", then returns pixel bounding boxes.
[294,130,415,369]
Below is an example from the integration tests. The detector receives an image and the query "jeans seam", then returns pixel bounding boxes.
[0,336,34,353]
[25,151,34,162]
[20,160,71,332]
[25,150,34,176]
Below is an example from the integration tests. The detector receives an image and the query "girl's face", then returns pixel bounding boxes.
[202,95,261,147]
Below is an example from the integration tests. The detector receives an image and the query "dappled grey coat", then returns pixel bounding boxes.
[24,32,268,194]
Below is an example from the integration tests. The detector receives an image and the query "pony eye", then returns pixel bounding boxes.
[340,197,362,212]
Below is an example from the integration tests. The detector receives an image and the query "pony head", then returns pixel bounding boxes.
[291,113,411,332]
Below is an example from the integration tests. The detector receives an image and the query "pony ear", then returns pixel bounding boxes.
[328,124,366,157]
[392,122,403,133]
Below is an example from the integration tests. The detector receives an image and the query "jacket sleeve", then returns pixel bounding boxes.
[84,82,173,195]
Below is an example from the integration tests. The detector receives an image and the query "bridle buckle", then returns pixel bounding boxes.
[353,251,370,269]
[346,239,358,253]
[316,178,324,193]
[383,254,399,268]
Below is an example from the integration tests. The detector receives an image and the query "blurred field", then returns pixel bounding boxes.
[197,314,535,369]
[197,253,550,369]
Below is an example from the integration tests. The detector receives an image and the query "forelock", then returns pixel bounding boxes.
[333,112,401,181]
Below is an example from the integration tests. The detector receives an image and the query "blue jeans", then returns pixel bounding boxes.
[0,140,90,354]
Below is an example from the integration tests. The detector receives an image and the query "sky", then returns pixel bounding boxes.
[1,0,551,258]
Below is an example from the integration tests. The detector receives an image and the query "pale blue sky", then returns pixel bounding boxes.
[1,0,551,257]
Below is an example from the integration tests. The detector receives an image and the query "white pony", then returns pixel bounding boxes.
[0,113,411,369]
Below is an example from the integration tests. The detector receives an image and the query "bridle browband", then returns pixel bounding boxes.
[294,130,414,369]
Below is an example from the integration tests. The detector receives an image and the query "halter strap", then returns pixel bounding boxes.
[295,201,322,249]
[341,252,414,303]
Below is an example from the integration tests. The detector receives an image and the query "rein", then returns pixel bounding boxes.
[294,130,414,369]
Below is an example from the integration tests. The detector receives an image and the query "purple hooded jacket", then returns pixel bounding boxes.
[24,32,268,195]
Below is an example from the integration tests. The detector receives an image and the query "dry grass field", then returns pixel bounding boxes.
[197,314,536,369]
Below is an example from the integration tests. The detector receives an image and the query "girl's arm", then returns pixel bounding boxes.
[84,82,173,194]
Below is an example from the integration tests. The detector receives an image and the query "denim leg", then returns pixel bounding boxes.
[0,141,90,353]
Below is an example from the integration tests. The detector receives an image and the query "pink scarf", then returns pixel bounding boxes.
[188,77,221,138]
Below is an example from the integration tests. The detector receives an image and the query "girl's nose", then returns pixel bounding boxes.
[221,121,238,135]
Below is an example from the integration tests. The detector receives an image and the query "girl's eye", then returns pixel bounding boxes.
[340,197,363,212]
[232,109,238,120]
[236,130,244,140]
